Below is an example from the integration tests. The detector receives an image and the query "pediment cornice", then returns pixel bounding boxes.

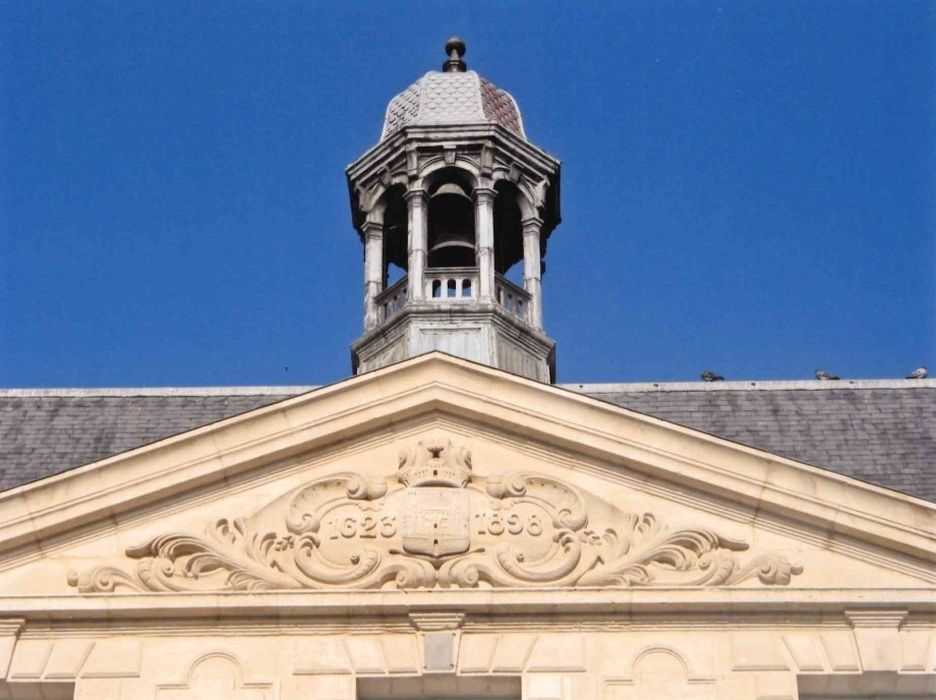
[0,353,933,571]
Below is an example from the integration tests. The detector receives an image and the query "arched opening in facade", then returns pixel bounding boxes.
[426,169,476,269]
[381,184,408,285]
[493,180,525,285]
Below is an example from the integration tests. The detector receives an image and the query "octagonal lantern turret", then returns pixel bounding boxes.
[346,38,561,382]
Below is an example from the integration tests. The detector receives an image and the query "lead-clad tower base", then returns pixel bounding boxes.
[351,300,556,383]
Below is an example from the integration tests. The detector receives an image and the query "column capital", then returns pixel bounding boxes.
[360,220,383,239]
[403,187,428,204]
[522,216,545,234]
[473,186,498,202]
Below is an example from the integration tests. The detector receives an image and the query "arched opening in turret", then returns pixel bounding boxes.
[381,185,408,285]
[427,171,476,268]
[493,180,525,284]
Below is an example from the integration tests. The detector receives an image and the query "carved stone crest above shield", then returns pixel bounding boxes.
[68,438,802,593]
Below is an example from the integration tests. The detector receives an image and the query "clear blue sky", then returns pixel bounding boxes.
[1,1,933,386]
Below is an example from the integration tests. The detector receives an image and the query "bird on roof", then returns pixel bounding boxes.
[906,366,928,379]
[701,370,724,382]
[815,369,840,381]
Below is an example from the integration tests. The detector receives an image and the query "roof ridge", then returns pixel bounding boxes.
[563,378,936,393]
[3,379,933,397]
[0,386,319,397]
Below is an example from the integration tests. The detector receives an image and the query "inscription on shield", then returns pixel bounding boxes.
[403,488,470,557]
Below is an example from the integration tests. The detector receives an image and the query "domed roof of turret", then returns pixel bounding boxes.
[381,38,526,141]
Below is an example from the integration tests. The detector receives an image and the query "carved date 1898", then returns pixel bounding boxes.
[475,512,542,536]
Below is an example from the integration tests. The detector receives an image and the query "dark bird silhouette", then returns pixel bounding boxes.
[907,366,928,379]
[815,369,840,381]
[701,370,724,382]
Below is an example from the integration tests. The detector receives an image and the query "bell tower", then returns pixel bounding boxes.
[346,38,561,382]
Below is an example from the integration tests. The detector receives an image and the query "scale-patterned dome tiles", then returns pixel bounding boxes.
[479,77,524,137]
[383,83,420,138]
[381,71,526,141]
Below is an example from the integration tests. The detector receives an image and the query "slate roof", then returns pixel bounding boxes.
[578,380,936,503]
[1,380,934,503]
[0,388,300,493]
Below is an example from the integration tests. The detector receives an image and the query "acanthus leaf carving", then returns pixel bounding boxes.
[68,439,803,593]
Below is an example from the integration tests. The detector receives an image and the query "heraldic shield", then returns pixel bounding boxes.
[402,488,470,557]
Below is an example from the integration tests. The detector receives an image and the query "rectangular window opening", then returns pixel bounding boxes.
[357,675,521,699]
[799,671,936,698]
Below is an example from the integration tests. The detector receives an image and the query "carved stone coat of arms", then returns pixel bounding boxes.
[69,439,802,593]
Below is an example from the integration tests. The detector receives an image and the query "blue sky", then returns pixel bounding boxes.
[1,1,933,386]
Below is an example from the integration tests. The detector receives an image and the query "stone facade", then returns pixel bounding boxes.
[0,355,933,699]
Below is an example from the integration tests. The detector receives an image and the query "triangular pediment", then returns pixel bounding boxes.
[0,353,934,601]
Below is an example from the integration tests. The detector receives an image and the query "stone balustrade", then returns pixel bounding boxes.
[495,273,531,323]
[375,277,407,322]
[373,269,532,326]
[425,267,478,301]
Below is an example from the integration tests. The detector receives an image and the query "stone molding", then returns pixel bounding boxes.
[844,609,909,628]
[67,439,801,593]
[409,613,465,632]
[2,590,931,624]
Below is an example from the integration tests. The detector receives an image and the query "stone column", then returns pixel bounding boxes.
[474,187,497,301]
[405,188,428,301]
[522,216,544,329]
[361,219,384,331]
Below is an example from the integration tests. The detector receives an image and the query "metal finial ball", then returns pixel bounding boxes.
[445,37,466,58]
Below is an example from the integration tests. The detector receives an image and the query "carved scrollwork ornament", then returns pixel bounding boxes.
[531,177,549,211]
[69,439,803,593]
